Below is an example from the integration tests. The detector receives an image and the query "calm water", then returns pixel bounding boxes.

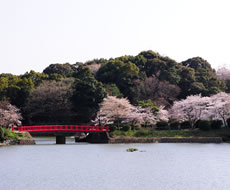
[1,138,230,190]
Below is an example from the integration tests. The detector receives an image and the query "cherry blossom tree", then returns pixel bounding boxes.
[157,106,169,122]
[93,96,169,129]
[124,106,156,128]
[216,66,230,93]
[216,66,230,80]
[169,95,211,129]
[138,106,169,127]
[87,64,101,74]
[170,92,230,128]
[92,109,112,126]
[209,92,230,126]
[0,101,22,128]
[92,96,133,128]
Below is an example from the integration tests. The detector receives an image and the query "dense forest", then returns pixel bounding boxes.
[0,50,229,127]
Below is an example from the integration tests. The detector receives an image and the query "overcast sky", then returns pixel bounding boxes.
[1,0,230,75]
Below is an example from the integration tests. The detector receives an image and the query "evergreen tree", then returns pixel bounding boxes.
[71,66,107,123]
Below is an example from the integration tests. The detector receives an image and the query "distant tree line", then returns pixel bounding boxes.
[0,50,228,127]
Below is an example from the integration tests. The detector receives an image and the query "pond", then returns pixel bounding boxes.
[1,138,230,190]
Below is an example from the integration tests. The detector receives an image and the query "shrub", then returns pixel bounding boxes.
[108,125,116,132]
[110,130,126,137]
[211,120,223,130]
[170,121,180,130]
[17,132,23,137]
[0,127,19,142]
[121,124,131,131]
[4,130,18,141]
[198,120,211,131]
[134,128,150,137]
[156,121,169,130]
[180,121,191,129]
[0,127,4,142]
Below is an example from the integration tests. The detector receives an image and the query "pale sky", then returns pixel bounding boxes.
[1,0,230,75]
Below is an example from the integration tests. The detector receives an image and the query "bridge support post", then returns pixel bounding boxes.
[85,132,111,143]
[56,136,66,144]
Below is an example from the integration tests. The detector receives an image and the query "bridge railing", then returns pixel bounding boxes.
[12,125,109,133]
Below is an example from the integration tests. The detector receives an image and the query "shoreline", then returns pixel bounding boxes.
[81,133,225,143]
[108,137,223,143]
[0,139,36,146]
[1,136,224,146]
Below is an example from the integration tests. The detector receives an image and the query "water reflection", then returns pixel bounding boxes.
[34,136,76,145]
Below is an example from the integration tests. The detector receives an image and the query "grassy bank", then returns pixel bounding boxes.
[110,128,230,141]
[0,127,31,143]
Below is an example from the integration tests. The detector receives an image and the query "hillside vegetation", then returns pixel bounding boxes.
[0,50,228,127]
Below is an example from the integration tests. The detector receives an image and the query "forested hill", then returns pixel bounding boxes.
[41,50,225,102]
[0,50,228,125]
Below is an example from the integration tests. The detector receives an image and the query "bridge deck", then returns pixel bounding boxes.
[12,125,109,133]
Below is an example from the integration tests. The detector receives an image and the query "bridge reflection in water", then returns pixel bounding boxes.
[12,125,109,144]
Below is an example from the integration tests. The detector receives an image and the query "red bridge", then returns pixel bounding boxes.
[12,125,109,133]
[12,125,109,144]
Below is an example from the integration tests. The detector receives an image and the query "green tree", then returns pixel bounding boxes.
[104,83,123,98]
[137,50,181,84]
[43,63,77,77]
[182,57,224,96]
[21,70,49,86]
[10,77,34,107]
[85,58,108,66]
[137,99,157,109]
[96,60,139,99]
[0,74,34,108]
[71,66,107,123]
[178,66,196,98]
